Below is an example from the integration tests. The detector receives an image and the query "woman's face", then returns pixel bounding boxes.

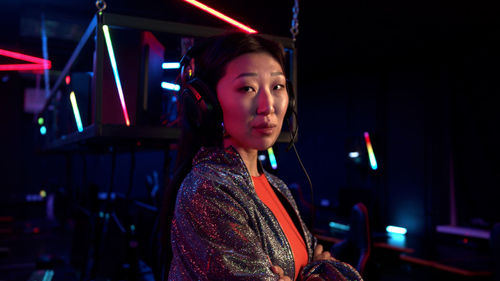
[216,52,288,152]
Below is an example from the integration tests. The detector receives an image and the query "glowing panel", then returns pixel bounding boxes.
[364,132,378,170]
[102,25,131,126]
[162,62,181,69]
[183,0,257,33]
[161,82,181,91]
[0,49,51,71]
[267,147,278,170]
[348,151,360,158]
[386,225,407,235]
[69,91,84,132]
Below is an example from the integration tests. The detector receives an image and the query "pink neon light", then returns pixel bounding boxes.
[183,0,258,33]
[0,49,49,64]
[65,75,71,85]
[0,49,52,71]
[0,63,51,71]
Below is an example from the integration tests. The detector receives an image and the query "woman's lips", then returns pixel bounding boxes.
[253,123,276,135]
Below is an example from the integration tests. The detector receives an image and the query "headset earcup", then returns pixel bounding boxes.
[181,78,219,129]
[181,87,202,128]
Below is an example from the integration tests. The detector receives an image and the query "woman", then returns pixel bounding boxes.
[162,32,361,281]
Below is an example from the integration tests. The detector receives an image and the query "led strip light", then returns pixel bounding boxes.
[102,25,131,126]
[183,0,257,33]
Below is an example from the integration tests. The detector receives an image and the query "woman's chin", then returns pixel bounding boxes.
[254,138,278,151]
[226,134,279,151]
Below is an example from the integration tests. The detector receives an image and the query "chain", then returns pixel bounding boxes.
[290,0,299,42]
[95,0,107,13]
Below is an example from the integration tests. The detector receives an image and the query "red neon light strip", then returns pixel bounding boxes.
[183,0,257,33]
[0,49,52,71]
[0,63,51,71]
[0,49,50,64]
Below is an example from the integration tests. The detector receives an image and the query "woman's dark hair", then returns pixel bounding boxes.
[156,32,287,279]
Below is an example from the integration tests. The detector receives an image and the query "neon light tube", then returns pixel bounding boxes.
[102,25,131,126]
[267,147,278,169]
[0,63,51,71]
[386,225,407,235]
[161,82,181,91]
[183,0,258,33]
[42,270,54,281]
[69,91,84,132]
[0,49,51,64]
[364,132,378,170]
[0,49,51,71]
[329,221,350,231]
[162,62,181,69]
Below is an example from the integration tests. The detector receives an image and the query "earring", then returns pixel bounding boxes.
[221,122,230,138]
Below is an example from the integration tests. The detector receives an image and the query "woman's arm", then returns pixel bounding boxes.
[169,177,281,281]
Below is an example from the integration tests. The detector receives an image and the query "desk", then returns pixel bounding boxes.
[313,228,415,254]
[313,228,493,279]
[400,254,492,277]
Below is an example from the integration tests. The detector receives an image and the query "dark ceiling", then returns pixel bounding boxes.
[0,0,498,84]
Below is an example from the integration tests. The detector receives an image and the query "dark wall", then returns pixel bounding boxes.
[1,0,499,239]
[274,0,500,236]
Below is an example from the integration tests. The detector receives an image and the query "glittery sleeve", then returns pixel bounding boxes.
[168,172,279,281]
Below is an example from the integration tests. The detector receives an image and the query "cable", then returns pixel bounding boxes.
[287,112,316,229]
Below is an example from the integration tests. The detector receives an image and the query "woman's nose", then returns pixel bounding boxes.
[256,88,274,115]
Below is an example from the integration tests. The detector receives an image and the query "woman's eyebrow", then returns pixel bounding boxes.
[234,72,257,80]
[234,71,284,80]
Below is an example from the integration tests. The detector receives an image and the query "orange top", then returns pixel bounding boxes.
[252,174,308,280]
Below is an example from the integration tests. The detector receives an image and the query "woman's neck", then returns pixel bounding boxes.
[224,142,260,177]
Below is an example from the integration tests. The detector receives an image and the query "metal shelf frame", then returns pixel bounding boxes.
[38,12,297,151]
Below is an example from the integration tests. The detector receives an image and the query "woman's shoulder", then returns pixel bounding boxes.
[263,171,287,189]
[178,160,249,202]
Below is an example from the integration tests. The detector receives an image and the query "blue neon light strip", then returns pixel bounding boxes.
[267,147,278,169]
[162,62,181,69]
[102,25,131,126]
[161,82,181,91]
[69,91,83,132]
[329,221,350,231]
[42,270,54,281]
[386,225,407,235]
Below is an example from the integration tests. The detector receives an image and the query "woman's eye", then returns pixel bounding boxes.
[240,86,255,93]
[274,84,285,91]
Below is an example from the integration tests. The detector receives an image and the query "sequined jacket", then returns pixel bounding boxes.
[168,146,316,280]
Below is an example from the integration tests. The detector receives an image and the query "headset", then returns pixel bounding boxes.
[179,47,297,131]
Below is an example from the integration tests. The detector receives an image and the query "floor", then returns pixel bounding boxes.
[0,203,496,281]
